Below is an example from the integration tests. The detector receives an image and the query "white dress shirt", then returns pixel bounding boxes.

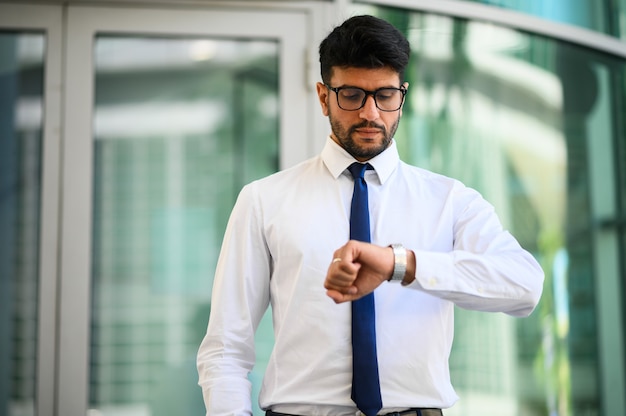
[197,137,544,415]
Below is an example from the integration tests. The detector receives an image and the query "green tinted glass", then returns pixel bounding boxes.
[360,5,626,415]
[0,32,45,416]
[91,36,279,416]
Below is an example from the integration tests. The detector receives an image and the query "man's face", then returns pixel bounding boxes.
[316,66,407,161]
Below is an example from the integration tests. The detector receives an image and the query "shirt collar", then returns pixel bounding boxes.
[321,136,399,184]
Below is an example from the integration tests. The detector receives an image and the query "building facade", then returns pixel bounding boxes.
[1,1,625,415]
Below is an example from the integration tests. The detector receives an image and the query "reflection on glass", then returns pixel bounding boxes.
[0,32,45,416]
[352,5,624,416]
[91,36,279,415]
[464,0,610,37]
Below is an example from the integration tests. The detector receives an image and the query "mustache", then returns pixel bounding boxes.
[349,121,386,132]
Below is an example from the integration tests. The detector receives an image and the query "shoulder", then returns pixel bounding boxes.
[238,155,325,199]
[398,161,464,189]
[397,161,486,205]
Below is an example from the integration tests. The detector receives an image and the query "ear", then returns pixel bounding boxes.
[316,82,330,116]
[399,81,409,116]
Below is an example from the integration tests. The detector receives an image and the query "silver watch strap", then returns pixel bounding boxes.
[388,243,407,282]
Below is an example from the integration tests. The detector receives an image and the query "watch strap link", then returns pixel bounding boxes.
[388,243,407,282]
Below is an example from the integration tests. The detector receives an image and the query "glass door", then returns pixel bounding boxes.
[0,4,62,416]
[0,28,46,416]
[58,6,312,415]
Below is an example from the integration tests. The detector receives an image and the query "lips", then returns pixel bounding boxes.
[349,123,386,141]
[352,121,385,135]
[356,128,381,134]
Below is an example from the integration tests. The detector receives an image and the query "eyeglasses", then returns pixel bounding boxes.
[325,84,407,112]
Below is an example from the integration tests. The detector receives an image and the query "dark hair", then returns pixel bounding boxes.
[319,15,410,84]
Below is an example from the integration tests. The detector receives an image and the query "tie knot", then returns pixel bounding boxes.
[348,162,370,180]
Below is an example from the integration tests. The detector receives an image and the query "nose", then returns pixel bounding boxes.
[359,94,379,121]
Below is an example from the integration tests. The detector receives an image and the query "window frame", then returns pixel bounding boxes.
[58,4,316,415]
[0,4,63,416]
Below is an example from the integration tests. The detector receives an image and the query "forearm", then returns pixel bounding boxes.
[400,191,545,316]
[197,335,254,415]
[196,182,269,414]
[325,236,543,317]
[406,247,544,317]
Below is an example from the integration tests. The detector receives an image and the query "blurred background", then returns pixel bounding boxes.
[1,1,625,415]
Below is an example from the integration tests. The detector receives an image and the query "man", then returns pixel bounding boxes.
[197,15,544,416]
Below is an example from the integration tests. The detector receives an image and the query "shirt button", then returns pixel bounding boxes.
[428,277,437,286]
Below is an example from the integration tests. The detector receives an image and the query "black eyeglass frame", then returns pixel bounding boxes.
[324,84,407,112]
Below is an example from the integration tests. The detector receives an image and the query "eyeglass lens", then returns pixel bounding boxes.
[336,88,404,111]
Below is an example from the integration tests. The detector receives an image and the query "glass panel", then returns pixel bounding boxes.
[621,0,626,41]
[462,0,613,37]
[354,4,625,415]
[0,32,45,416]
[91,36,279,415]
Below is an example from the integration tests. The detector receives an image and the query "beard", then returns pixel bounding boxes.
[328,109,400,160]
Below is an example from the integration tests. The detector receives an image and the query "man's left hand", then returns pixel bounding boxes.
[324,240,394,303]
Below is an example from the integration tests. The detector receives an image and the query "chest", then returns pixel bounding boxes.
[262,173,456,264]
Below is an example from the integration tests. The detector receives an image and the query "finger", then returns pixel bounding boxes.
[335,259,361,274]
[325,279,358,295]
[324,273,359,290]
[325,262,360,287]
[331,243,357,265]
[324,275,356,291]
[326,288,358,304]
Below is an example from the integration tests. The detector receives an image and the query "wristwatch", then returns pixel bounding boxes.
[388,243,407,282]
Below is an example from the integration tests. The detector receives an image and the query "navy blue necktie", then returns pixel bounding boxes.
[348,162,383,416]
